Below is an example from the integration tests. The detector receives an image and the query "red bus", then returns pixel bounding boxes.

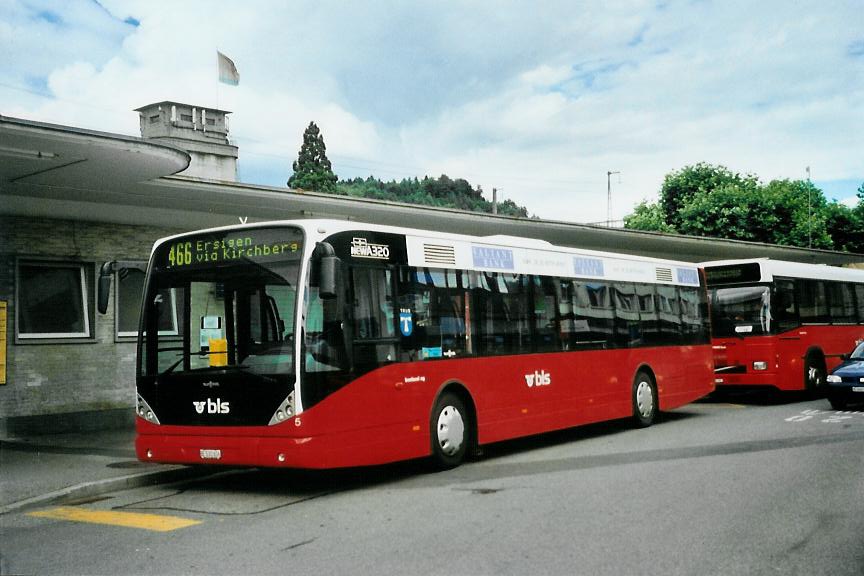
[704,259,864,392]
[134,220,714,469]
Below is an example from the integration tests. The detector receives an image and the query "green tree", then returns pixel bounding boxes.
[623,200,675,233]
[659,163,758,229]
[622,163,864,251]
[674,180,832,248]
[287,122,338,192]
[334,174,530,217]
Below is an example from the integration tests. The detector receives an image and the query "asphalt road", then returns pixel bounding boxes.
[2,394,863,576]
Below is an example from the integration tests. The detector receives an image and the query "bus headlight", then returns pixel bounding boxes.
[827,375,842,383]
[268,391,295,425]
[752,361,768,371]
[136,394,161,424]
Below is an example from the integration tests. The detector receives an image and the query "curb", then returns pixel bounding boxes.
[0,466,215,515]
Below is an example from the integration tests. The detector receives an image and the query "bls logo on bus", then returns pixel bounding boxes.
[525,370,551,388]
[193,398,231,414]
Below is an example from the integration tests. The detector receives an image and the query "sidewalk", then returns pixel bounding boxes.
[0,427,208,514]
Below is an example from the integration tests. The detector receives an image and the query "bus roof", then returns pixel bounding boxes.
[701,258,864,284]
[153,218,705,287]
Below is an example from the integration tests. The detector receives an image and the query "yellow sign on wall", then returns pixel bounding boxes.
[0,300,7,385]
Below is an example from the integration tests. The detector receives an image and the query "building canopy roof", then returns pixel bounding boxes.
[1,114,861,266]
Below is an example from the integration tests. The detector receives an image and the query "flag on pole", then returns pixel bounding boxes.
[217,51,239,86]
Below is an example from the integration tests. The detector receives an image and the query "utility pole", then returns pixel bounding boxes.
[492,188,498,215]
[806,166,811,248]
[607,171,620,227]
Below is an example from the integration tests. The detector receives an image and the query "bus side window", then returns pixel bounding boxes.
[828,282,857,324]
[856,285,864,323]
[772,279,798,332]
[797,279,829,324]
[398,267,472,360]
[655,285,682,344]
[612,282,642,347]
[531,275,560,353]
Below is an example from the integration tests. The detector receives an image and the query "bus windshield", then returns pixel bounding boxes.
[710,285,771,338]
[140,227,303,379]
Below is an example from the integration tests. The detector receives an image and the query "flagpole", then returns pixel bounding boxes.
[215,48,220,110]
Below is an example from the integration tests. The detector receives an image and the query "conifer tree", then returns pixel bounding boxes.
[287,121,338,192]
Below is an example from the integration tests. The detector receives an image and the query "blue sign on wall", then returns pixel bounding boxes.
[573,257,605,277]
[472,246,514,270]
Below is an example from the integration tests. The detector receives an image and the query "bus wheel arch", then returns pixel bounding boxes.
[803,348,826,393]
[632,366,658,428]
[428,382,477,469]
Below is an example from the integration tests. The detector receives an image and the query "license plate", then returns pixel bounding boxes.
[852,387,864,393]
[200,449,222,460]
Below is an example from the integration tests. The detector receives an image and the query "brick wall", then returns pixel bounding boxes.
[0,216,182,433]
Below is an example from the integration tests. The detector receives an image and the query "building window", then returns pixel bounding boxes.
[17,260,94,340]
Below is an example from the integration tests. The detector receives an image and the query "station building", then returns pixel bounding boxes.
[1,104,862,436]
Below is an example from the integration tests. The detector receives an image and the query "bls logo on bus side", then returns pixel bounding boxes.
[193,398,231,414]
[525,370,551,388]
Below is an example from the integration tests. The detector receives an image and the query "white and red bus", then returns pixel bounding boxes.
[704,259,864,392]
[135,220,714,469]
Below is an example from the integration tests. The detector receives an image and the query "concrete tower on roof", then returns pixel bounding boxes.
[135,101,238,181]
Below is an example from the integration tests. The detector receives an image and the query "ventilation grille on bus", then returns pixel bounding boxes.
[423,244,456,266]
[655,267,674,282]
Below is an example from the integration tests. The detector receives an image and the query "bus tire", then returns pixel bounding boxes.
[430,392,469,469]
[804,354,826,394]
[632,370,658,428]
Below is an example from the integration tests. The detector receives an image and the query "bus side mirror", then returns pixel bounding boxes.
[98,261,115,314]
[319,255,339,300]
[315,242,339,300]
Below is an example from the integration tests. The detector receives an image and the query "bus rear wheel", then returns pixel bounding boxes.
[632,371,658,428]
[804,355,826,395]
[430,392,469,469]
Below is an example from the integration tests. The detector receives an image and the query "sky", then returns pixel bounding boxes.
[2,0,863,224]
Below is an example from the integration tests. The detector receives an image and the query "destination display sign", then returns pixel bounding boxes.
[157,227,303,270]
[704,263,762,286]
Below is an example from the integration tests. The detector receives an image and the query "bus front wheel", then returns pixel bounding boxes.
[632,371,658,428]
[430,392,469,469]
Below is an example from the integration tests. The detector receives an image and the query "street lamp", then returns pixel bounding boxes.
[607,171,620,227]
[806,166,811,248]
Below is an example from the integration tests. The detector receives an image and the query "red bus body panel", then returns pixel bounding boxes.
[137,345,714,469]
[712,325,864,391]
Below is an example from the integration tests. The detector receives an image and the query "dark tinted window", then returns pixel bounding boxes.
[828,282,857,324]
[680,286,710,344]
[613,282,642,347]
[798,280,829,323]
[856,285,864,323]
[531,276,560,352]
[772,279,798,333]
[474,272,530,355]
[655,285,683,343]
[557,279,613,349]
